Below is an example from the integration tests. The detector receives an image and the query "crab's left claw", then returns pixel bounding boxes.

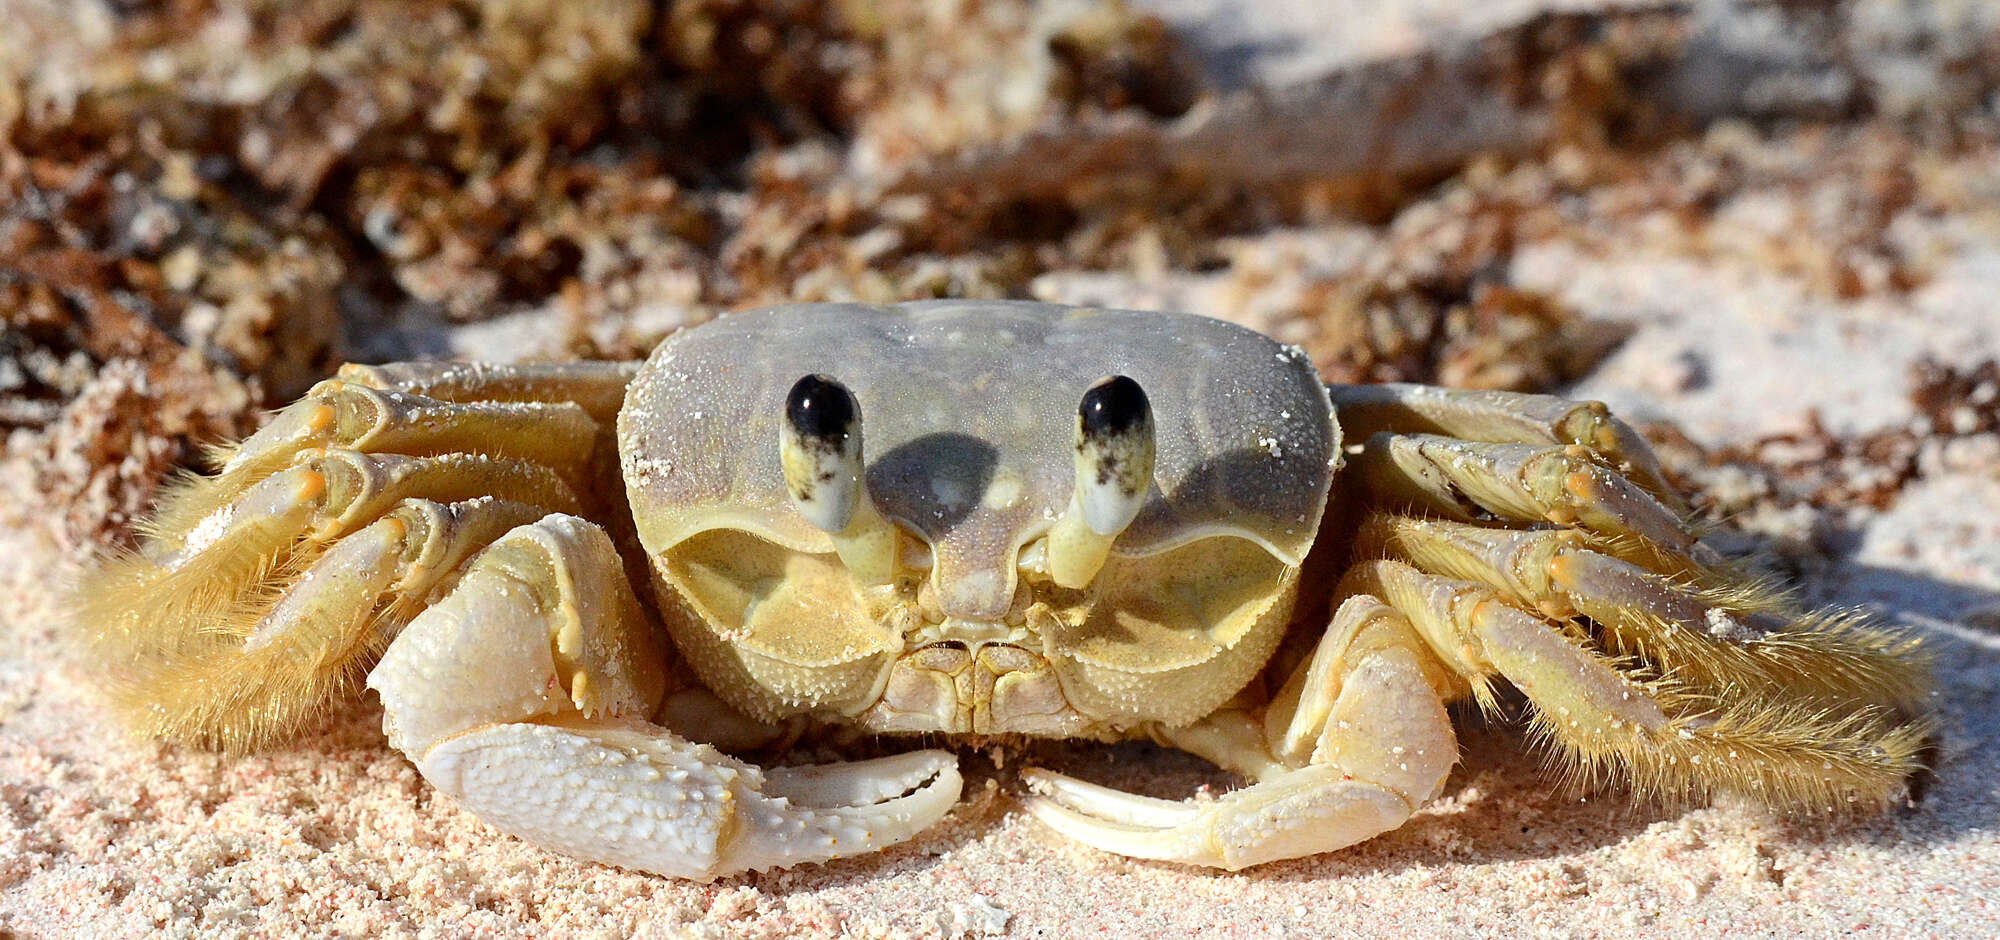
[368,515,962,882]
[1024,597,1457,870]
[1023,761,1421,872]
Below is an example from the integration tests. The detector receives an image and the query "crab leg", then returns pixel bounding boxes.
[335,360,638,421]
[223,384,601,485]
[151,387,601,549]
[368,515,963,881]
[1023,597,1455,870]
[99,449,582,620]
[1353,433,1721,574]
[77,450,588,735]
[77,362,653,755]
[149,362,631,547]
[1328,383,1683,511]
[1348,559,1931,811]
[1358,514,1928,711]
[85,497,545,749]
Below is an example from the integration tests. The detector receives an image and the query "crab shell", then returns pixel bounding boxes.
[617,301,1341,735]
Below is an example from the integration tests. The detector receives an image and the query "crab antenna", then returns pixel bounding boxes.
[780,374,899,584]
[1049,375,1155,590]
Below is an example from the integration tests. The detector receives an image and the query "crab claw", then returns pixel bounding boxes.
[1023,765,1412,871]
[418,725,961,881]
[368,514,961,881]
[1022,610,1455,871]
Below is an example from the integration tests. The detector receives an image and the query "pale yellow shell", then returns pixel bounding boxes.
[618,300,1339,623]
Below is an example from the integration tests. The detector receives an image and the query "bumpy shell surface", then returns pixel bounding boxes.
[618,300,1339,620]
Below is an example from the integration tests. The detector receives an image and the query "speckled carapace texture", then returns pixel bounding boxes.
[5,1,2000,937]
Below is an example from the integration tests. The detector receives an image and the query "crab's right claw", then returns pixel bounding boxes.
[367,514,962,881]
[416,724,961,881]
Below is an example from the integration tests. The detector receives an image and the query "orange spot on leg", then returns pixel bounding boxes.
[294,470,326,502]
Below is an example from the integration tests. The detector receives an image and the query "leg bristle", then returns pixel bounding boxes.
[1526,678,1934,814]
[92,602,403,751]
[73,517,312,661]
[1605,598,1930,717]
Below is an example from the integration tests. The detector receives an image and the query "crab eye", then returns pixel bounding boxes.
[780,374,862,533]
[779,373,900,584]
[1049,375,1156,589]
[1075,375,1154,535]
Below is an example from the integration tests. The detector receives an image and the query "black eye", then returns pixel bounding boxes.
[786,374,859,445]
[1078,375,1149,442]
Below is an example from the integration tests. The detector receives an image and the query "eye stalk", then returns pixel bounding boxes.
[1049,375,1155,589]
[779,374,899,584]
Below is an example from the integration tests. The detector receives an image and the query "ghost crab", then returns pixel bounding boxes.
[78,300,1932,880]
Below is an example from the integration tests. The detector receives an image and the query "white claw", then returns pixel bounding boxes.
[1021,768,1200,827]
[1022,765,1410,871]
[730,749,963,876]
[764,749,960,806]
[367,514,960,882]
[419,723,961,882]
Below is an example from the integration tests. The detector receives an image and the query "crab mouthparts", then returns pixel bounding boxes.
[858,637,1084,737]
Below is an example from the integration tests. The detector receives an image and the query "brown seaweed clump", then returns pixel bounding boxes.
[8,0,1994,554]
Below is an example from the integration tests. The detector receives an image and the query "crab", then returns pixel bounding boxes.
[75,300,1932,881]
